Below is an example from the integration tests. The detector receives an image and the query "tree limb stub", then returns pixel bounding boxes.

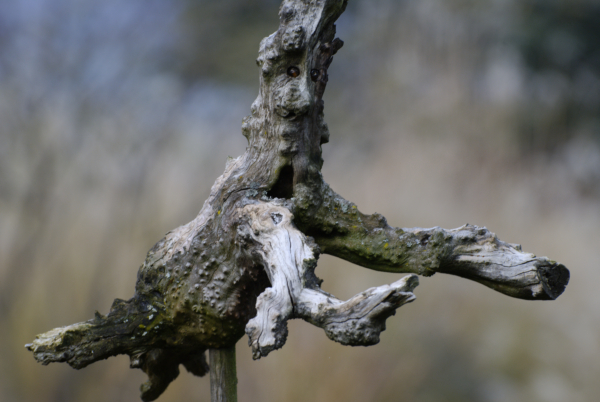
[294,183,569,301]
[27,0,569,400]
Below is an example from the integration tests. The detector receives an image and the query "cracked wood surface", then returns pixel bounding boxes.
[27,0,569,400]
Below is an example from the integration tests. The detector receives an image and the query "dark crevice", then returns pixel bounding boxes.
[267,164,294,199]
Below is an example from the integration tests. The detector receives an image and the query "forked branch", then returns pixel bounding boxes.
[240,202,417,359]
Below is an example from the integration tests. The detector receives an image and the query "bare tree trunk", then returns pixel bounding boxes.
[26,0,569,401]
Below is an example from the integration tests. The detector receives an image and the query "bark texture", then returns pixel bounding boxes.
[209,347,238,402]
[27,0,570,400]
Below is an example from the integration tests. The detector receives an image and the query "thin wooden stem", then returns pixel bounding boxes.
[209,347,238,402]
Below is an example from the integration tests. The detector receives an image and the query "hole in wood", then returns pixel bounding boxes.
[287,66,300,77]
[267,164,294,199]
[271,213,283,225]
[310,69,319,81]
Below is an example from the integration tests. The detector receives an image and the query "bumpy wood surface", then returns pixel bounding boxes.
[26,0,569,400]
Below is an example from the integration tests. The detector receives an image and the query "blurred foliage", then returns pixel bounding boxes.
[1,0,599,402]
[172,0,280,84]
[515,0,600,152]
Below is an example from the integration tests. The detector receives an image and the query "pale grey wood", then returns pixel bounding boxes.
[241,202,417,358]
[26,0,569,400]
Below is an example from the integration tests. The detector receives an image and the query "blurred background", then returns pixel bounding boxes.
[1,0,599,401]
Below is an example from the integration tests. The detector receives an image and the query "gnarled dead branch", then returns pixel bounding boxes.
[27,0,569,400]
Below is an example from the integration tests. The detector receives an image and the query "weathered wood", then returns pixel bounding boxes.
[209,347,238,402]
[26,0,569,400]
[294,182,569,300]
[241,202,417,359]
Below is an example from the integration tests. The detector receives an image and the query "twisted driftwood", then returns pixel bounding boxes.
[27,0,569,400]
